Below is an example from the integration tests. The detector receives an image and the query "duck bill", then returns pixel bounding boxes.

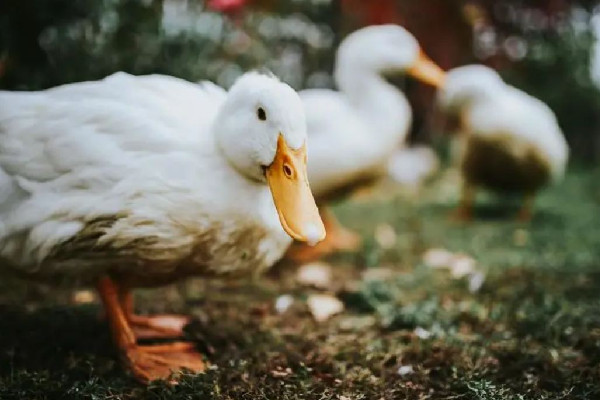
[407,51,446,88]
[266,134,326,245]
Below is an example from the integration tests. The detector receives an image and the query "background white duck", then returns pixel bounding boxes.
[0,71,324,383]
[287,25,446,261]
[438,65,569,221]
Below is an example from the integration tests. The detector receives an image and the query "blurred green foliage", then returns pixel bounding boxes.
[495,5,600,162]
[0,0,337,90]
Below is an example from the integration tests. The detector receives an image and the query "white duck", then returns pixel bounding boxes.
[287,25,446,261]
[438,65,569,220]
[0,71,325,383]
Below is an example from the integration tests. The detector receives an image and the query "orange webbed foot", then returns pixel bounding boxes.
[450,183,475,223]
[516,194,535,223]
[285,240,335,263]
[517,207,533,223]
[125,342,206,384]
[97,278,206,385]
[129,314,191,340]
[449,205,473,223]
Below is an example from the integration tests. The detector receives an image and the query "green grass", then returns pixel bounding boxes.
[0,167,598,399]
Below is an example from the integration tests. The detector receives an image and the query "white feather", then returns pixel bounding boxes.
[301,25,419,198]
[440,65,569,180]
[0,72,302,273]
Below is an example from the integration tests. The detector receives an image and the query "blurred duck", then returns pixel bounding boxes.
[287,25,446,262]
[0,71,324,383]
[438,65,569,221]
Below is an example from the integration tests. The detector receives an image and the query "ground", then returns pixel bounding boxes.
[0,167,599,400]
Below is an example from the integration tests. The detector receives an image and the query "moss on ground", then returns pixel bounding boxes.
[0,168,598,399]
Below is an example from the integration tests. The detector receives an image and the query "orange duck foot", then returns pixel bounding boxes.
[449,205,473,223]
[450,184,475,223]
[125,342,206,384]
[128,314,191,340]
[118,289,191,339]
[97,277,205,384]
[517,208,532,223]
[285,240,333,263]
[516,194,534,223]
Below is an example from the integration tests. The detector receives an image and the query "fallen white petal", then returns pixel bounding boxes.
[297,262,332,289]
[397,365,414,376]
[374,223,397,249]
[72,290,96,304]
[271,367,293,378]
[450,254,476,278]
[307,294,344,322]
[423,248,455,268]
[414,326,432,339]
[468,271,486,293]
[275,294,294,314]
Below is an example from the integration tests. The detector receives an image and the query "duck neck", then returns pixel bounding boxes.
[335,65,412,146]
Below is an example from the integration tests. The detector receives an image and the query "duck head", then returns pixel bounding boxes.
[336,24,446,88]
[438,65,505,112]
[215,72,326,245]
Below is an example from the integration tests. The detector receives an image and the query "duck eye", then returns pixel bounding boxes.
[257,107,267,121]
[283,163,293,178]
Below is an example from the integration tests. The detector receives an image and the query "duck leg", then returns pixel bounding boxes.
[321,208,361,250]
[118,289,190,339]
[97,277,205,384]
[517,193,535,222]
[285,207,361,263]
[452,182,475,222]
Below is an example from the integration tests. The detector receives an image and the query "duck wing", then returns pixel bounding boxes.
[466,86,568,179]
[0,73,226,267]
[301,89,377,198]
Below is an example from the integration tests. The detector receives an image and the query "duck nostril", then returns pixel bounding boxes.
[283,163,293,178]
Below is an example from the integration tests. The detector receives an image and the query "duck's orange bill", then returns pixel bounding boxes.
[266,134,326,245]
[407,51,446,88]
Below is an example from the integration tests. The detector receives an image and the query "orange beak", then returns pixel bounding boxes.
[265,134,326,245]
[406,51,446,88]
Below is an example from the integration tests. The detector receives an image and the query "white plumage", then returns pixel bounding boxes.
[0,71,306,281]
[302,25,439,198]
[440,65,568,180]
[283,25,445,261]
[439,65,569,219]
[0,71,326,383]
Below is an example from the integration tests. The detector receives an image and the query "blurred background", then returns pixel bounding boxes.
[1,2,600,398]
[1,0,600,162]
